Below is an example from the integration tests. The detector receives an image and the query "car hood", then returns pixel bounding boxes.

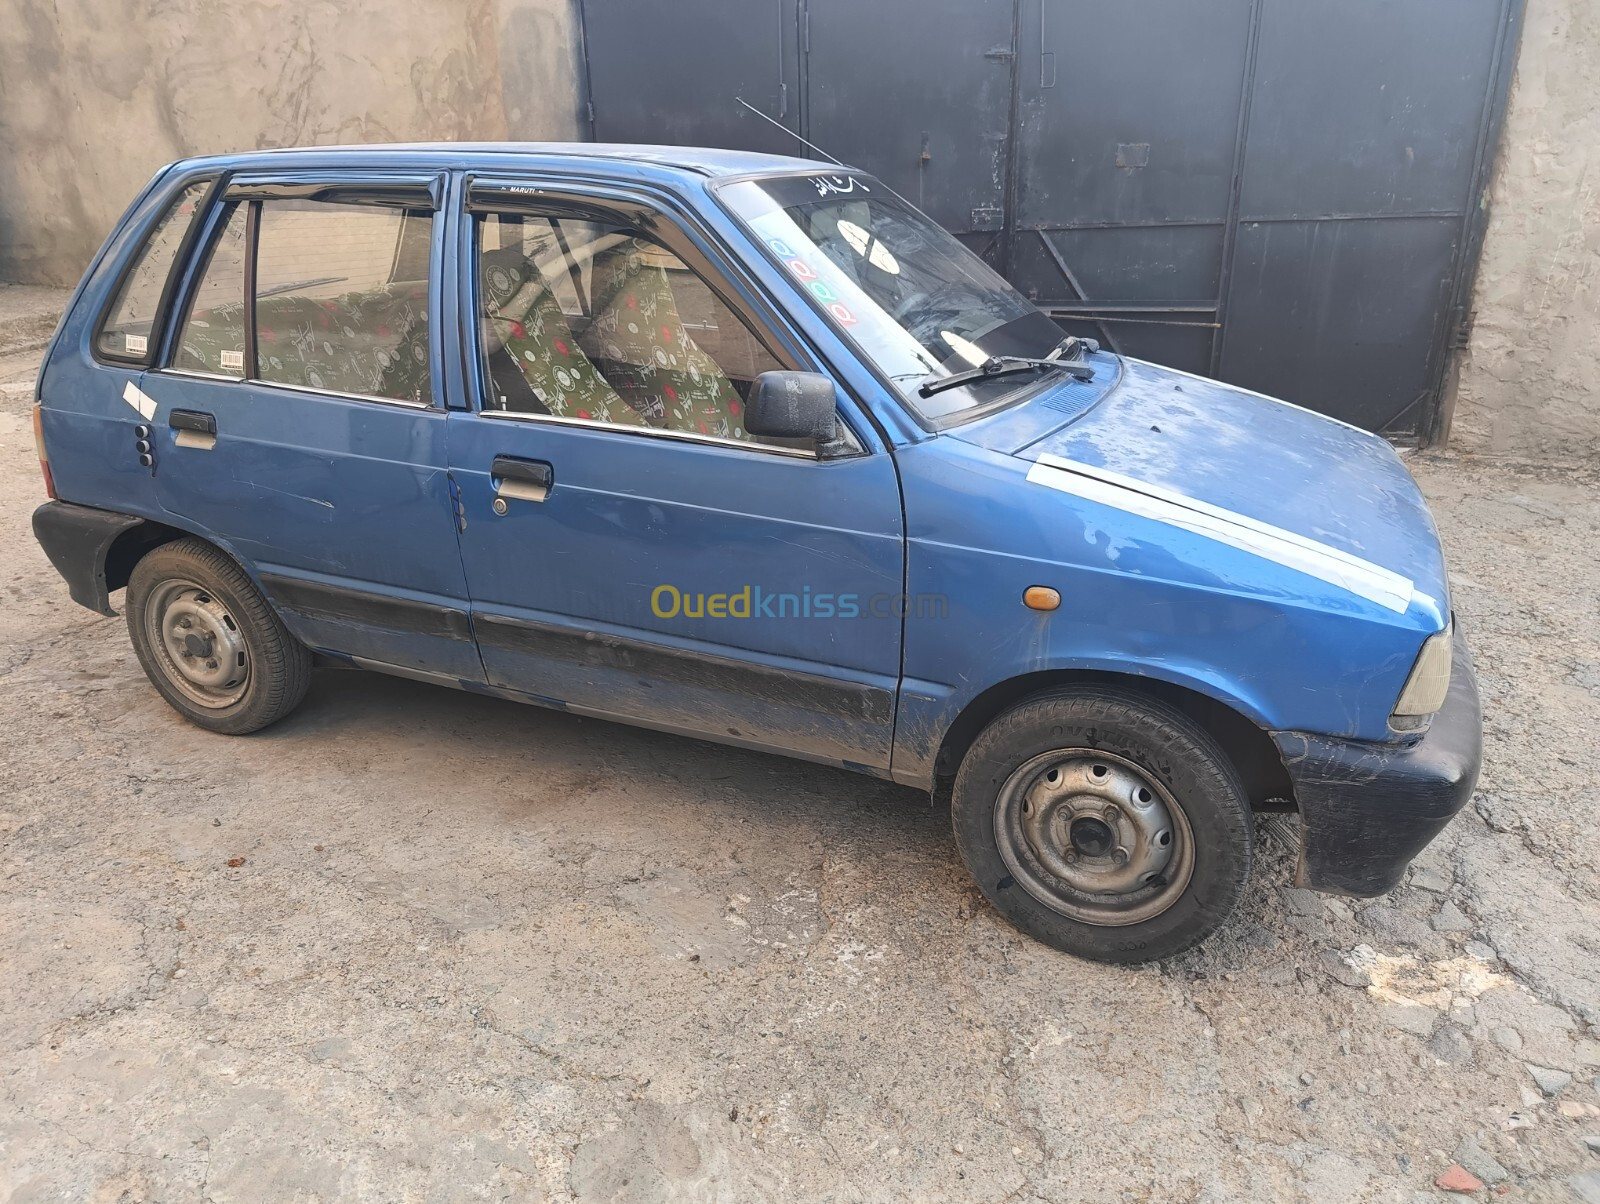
[951,355,1450,624]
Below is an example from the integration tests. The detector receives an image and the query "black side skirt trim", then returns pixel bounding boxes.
[259,573,473,642]
[475,611,893,726]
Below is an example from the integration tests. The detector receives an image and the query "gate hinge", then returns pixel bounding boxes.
[984,46,1015,59]
[1450,307,1475,351]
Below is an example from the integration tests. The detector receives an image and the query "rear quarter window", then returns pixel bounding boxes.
[95,180,212,364]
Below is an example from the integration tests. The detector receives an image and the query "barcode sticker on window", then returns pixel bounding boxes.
[125,334,148,355]
[220,350,244,372]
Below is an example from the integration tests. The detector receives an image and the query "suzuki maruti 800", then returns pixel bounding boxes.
[30,145,1481,962]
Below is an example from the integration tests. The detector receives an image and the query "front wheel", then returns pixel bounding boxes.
[126,538,311,734]
[951,688,1253,963]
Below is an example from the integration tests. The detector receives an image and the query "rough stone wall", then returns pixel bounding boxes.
[1447,0,1599,455]
[0,0,583,286]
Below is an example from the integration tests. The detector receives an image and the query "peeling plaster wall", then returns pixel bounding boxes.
[1448,0,1600,455]
[0,0,582,285]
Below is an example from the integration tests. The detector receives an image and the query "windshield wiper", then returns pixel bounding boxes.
[917,349,1095,399]
[1047,334,1099,361]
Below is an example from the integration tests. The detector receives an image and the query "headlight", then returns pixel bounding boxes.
[1392,623,1454,727]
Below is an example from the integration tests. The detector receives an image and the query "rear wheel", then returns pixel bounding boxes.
[126,538,311,734]
[952,687,1253,963]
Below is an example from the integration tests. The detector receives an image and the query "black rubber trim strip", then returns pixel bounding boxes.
[475,611,893,725]
[223,175,444,209]
[243,199,260,379]
[259,573,473,642]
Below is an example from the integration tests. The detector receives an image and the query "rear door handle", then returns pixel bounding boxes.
[491,455,553,504]
[170,409,217,450]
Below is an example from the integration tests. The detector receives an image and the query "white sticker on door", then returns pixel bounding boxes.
[121,380,157,421]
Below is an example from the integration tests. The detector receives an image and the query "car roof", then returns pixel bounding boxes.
[168,142,831,181]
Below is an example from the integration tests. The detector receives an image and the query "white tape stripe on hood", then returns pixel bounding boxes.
[1035,454,1410,585]
[1026,454,1414,614]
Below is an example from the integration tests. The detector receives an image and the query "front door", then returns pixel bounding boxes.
[148,174,482,682]
[446,180,905,770]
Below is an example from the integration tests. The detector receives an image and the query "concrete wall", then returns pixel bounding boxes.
[1447,0,1599,456]
[0,0,583,286]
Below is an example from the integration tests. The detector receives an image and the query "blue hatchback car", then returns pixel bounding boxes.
[30,144,1481,962]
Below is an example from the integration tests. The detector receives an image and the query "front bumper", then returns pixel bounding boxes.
[1272,630,1482,897]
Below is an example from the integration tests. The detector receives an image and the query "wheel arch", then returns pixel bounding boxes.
[935,669,1295,810]
[104,517,192,599]
[32,502,215,618]
[107,518,265,613]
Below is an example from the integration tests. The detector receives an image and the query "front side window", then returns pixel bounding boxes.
[173,196,435,402]
[475,209,783,442]
[96,180,211,362]
[717,173,1066,423]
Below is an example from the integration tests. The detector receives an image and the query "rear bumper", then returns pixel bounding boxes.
[1272,630,1482,897]
[32,501,146,616]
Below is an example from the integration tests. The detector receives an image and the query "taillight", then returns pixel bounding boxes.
[33,404,56,499]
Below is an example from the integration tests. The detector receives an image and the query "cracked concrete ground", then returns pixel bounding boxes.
[1,284,1597,1202]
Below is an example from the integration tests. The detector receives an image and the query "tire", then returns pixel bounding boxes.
[951,687,1253,964]
[125,538,312,735]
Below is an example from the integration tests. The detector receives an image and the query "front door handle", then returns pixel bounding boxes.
[491,455,553,504]
[170,409,217,450]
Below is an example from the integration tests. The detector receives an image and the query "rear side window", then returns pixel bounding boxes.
[253,200,434,403]
[175,202,250,378]
[172,197,434,403]
[95,180,211,363]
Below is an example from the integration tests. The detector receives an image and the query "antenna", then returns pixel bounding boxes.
[734,97,846,166]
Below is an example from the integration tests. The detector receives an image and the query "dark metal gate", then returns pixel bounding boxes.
[579,0,1524,440]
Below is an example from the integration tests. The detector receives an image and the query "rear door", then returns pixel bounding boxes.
[146,173,482,683]
[444,177,906,771]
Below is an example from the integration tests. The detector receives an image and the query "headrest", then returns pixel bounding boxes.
[479,245,539,318]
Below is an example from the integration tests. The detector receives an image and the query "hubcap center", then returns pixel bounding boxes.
[995,749,1196,926]
[1069,816,1115,857]
[150,583,251,707]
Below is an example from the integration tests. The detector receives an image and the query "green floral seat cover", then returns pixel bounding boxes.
[178,282,432,404]
[175,301,247,377]
[479,246,647,426]
[580,238,746,440]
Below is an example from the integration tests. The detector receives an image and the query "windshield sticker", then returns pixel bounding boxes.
[808,175,871,198]
[124,333,147,355]
[768,239,856,323]
[749,206,936,381]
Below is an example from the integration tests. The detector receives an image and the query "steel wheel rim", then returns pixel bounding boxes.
[145,578,251,709]
[994,748,1195,926]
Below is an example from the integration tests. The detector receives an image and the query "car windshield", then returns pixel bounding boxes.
[717,172,1069,423]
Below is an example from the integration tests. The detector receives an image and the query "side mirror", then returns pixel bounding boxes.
[744,371,838,443]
